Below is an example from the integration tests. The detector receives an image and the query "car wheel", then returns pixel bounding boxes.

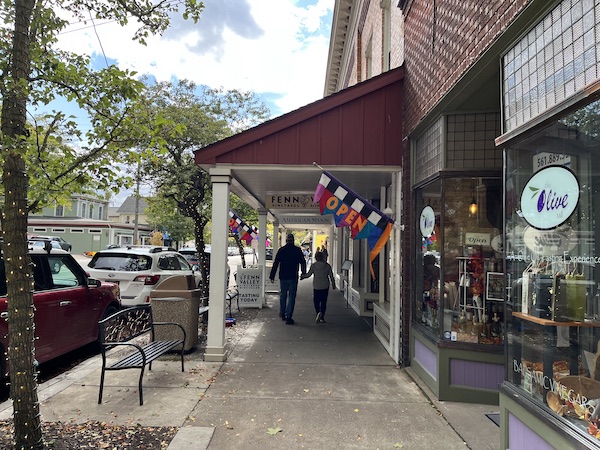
[101,305,118,321]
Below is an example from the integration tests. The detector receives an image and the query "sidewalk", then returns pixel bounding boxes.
[0,276,500,449]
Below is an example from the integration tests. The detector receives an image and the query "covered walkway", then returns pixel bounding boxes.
[196,67,404,364]
[186,277,499,449]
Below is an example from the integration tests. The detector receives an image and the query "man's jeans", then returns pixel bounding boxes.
[279,278,298,319]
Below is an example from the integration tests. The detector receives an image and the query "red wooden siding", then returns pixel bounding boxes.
[195,67,404,168]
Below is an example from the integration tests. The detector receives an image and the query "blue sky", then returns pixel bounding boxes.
[47,0,334,206]
[53,0,334,132]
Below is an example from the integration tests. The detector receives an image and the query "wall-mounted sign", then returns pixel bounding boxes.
[266,194,318,209]
[533,152,572,172]
[279,215,331,225]
[465,233,490,246]
[420,206,435,237]
[522,226,577,256]
[520,166,579,230]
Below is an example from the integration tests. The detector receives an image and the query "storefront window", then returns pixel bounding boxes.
[505,98,600,443]
[415,177,503,344]
[416,180,441,334]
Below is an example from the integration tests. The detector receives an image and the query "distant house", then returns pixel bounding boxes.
[30,194,109,221]
[114,195,149,226]
[27,194,153,254]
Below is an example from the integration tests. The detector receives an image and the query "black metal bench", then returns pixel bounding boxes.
[226,287,239,318]
[97,305,186,406]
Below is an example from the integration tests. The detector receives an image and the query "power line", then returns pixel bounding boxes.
[88,10,109,67]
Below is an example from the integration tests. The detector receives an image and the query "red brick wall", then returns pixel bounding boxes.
[403,0,529,135]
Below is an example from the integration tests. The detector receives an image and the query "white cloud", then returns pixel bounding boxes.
[57,0,334,117]
[51,1,334,207]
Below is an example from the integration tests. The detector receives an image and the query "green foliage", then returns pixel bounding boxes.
[0,1,205,213]
[137,79,269,244]
[146,195,195,244]
[230,194,258,225]
[1,1,205,448]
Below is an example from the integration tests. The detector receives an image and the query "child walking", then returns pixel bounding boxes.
[302,251,336,323]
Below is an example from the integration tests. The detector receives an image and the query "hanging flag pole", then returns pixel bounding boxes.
[313,161,325,171]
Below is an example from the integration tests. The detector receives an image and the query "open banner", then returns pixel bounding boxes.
[314,171,393,278]
[228,211,258,245]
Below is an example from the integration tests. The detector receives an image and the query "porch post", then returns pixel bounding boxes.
[265,221,280,295]
[257,208,267,268]
[205,168,231,362]
[258,208,268,305]
[272,222,279,255]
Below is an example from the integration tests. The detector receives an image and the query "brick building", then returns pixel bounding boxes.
[329,0,600,447]
[399,0,600,448]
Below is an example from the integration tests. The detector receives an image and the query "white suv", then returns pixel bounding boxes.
[86,246,200,307]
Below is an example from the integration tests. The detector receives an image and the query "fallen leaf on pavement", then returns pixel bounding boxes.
[267,427,283,435]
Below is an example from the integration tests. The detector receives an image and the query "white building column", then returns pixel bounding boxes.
[257,208,267,268]
[391,171,402,364]
[272,222,279,255]
[205,168,231,362]
[258,208,268,304]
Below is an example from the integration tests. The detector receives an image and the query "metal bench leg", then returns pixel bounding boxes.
[98,369,105,404]
[138,366,146,406]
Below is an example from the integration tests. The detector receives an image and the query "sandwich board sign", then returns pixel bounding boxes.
[237,265,264,308]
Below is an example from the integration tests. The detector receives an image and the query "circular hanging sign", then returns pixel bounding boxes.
[420,206,435,237]
[520,166,579,230]
[491,234,503,252]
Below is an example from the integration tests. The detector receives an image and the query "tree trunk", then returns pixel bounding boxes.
[1,0,44,448]
[193,216,209,300]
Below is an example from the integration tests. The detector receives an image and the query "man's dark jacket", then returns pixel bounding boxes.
[269,244,306,280]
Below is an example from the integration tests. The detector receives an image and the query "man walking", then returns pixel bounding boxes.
[269,233,306,324]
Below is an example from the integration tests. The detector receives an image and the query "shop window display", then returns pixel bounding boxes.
[505,99,600,442]
[416,180,441,334]
[415,177,503,344]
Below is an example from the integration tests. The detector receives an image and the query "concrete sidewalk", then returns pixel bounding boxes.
[0,277,500,449]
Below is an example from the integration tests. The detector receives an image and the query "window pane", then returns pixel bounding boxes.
[441,178,503,345]
[415,180,442,335]
[505,98,600,441]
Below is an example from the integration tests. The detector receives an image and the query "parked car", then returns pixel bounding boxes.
[29,235,72,252]
[178,246,232,286]
[86,246,201,307]
[0,246,121,380]
[28,238,64,272]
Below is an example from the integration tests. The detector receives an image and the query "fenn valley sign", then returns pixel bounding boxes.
[266,193,318,209]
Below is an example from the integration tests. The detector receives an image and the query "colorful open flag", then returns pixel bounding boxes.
[314,171,393,278]
[228,211,258,245]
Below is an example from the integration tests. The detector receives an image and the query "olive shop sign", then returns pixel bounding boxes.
[520,166,580,230]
